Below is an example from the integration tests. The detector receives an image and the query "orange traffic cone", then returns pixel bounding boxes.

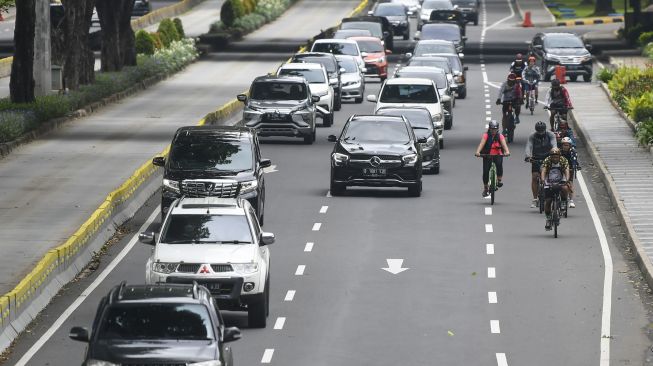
[522,11,533,27]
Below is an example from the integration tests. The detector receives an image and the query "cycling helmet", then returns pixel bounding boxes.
[507,73,517,80]
[561,137,572,144]
[551,79,561,88]
[535,121,547,132]
[550,147,561,155]
[488,120,500,129]
[516,53,523,59]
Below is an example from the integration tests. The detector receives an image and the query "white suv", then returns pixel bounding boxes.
[311,39,365,72]
[278,62,334,126]
[140,197,274,328]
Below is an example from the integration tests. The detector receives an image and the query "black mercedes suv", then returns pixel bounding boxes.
[290,52,343,111]
[529,32,593,82]
[153,126,271,223]
[328,115,424,196]
[69,283,241,366]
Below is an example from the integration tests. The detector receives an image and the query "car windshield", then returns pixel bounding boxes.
[279,68,326,83]
[377,109,433,130]
[414,42,455,55]
[545,35,584,48]
[438,54,462,72]
[161,214,253,244]
[295,56,337,73]
[396,71,447,88]
[98,303,214,341]
[423,0,453,9]
[313,42,359,56]
[251,82,307,100]
[356,40,384,53]
[341,22,383,38]
[375,4,405,16]
[338,57,359,73]
[169,138,252,172]
[408,59,451,72]
[343,120,410,143]
[452,0,476,6]
[334,29,372,39]
[380,84,438,103]
[421,26,460,41]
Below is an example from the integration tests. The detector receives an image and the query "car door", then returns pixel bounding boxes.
[249,207,269,268]
[212,298,234,366]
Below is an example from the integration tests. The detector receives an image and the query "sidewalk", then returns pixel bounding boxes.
[515,0,556,26]
[567,83,653,284]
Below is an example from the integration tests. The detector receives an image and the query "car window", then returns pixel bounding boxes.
[169,138,252,172]
[408,59,452,73]
[356,40,384,53]
[423,0,454,9]
[380,84,438,103]
[414,42,455,56]
[341,22,383,38]
[451,0,476,6]
[440,55,462,72]
[544,35,584,48]
[295,56,337,73]
[421,26,460,41]
[374,4,405,16]
[278,68,326,84]
[396,71,447,88]
[251,82,307,100]
[334,29,372,39]
[161,214,253,244]
[338,57,359,73]
[377,109,433,130]
[313,42,359,56]
[343,120,411,143]
[98,304,214,341]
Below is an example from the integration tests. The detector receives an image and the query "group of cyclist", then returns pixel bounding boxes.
[477,52,580,231]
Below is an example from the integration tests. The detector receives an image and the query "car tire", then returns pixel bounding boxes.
[474,17,478,25]
[439,139,444,149]
[248,282,268,328]
[458,88,467,99]
[334,94,342,111]
[330,179,345,196]
[583,74,592,82]
[444,118,452,130]
[432,164,440,174]
[304,130,315,144]
[355,96,363,103]
[323,113,333,127]
[408,181,422,197]
[403,32,409,40]
[569,75,578,82]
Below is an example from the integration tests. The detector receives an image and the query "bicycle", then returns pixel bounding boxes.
[524,79,537,114]
[478,154,507,205]
[545,181,567,238]
[544,106,571,131]
[501,102,516,143]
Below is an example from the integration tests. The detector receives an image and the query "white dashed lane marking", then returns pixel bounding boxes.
[304,242,314,252]
[485,224,493,232]
[295,265,306,276]
[488,267,496,278]
[320,206,328,213]
[274,317,286,330]
[261,349,275,363]
[485,207,492,215]
[312,223,321,231]
[490,320,501,333]
[488,292,498,304]
[486,244,494,254]
[496,353,508,366]
[284,290,295,301]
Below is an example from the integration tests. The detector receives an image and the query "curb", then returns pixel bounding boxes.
[555,16,623,27]
[569,97,653,293]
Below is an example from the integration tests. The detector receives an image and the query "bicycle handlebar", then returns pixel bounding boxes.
[477,153,510,157]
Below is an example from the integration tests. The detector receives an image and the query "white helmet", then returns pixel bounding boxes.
[561,137,572,144]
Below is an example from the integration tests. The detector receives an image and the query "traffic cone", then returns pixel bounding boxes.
[0,12,4,22]
[522,11,533,27]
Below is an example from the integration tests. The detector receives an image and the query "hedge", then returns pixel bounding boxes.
[605,66,653,146]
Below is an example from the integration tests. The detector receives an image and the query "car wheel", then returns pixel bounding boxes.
[304,130,315,144]
[330,179,345,196]
[403,32,409,40]
[458,88,467,99]
[439,139,444,149]
[444,118,452,130]
[569,75,578,82]
[474,17,478,25]
[355,96,363,103]
[583,74,592,82]
[323,113,333,127]
[408,181,422,197]
[333,94,342,111]
[432,164,440,174]
[248,282,268,328]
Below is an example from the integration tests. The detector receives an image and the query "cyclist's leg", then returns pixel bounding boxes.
[534,81,539,101]
[482,158,491,195]
[549,111,556,131]
[531,162,540,199]
[501,103,509,132]
[495,156,504,185]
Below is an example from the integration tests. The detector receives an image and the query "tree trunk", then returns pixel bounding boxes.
[10,0,35,103]
[96,0,135,71]
[119,0,136,66]
[594,0,615,15]
[60,0,95,89]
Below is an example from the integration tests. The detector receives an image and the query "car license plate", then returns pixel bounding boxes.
[363,168,386,176]
[206,283,221,290]
[267,113,286,121]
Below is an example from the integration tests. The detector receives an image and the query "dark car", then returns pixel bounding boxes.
[423,9,466,35]
[328,115,424,196]
[69,283,241,366]
[334,29,373,39]
[132,0,151,16]
[153,126,271,223]
[529,32,593,82]
[415,23,466,53]
[452,0,479,24]
[426,52,468,98]
[291,52,343,111]
[369,2,411,40]
[238,75,320,144]
[342,16,395,51]
[376,107,440,173]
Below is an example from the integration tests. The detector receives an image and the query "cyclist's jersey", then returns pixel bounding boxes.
[510,60,526,76]
[526,131,557,159]
[542,156,569,183]
[561,148,578,168]
[547,87,572,109]
[522,66,540,82]
[481,132,505,155]
[497,81,522,103]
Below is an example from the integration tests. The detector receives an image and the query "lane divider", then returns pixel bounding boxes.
[555,16,623,27]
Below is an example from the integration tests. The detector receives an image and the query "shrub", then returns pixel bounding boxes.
[636,118,653,146]
[243,0,256,13]
[135,30,156,55]
[607,66,653,110]
[151,32,164,50]
[173,17,185,39]
[0,111,37,142]
[221,0,237,27]
[597,67,614,83]
[157,18,180,47]
[625,91,653,122]
[233,13,266,33]
[231,0,246,18]
[644,42,653,59]
[638,31,653,47]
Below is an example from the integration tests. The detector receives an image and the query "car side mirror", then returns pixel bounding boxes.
[585,44,592,51]
[152,156,165,167]
[405,52,412,59]
[368,10,374,15]
[417,137,428,143]
[311,95,320,103]
[139,232,155,245]
[361,51,368,57]
[260,158,272,168]
[464,66,469,71]
[340,67,346,73]
[237,94,248,103]
[260,232,275,246]
[69,327,90,343]
[385,49,393,55]
[413,34,420,41]
[458,52,465,59]
[441,95,451,102]
[224,327,242,343]
[366,94,378,102]
[327,134,337,142]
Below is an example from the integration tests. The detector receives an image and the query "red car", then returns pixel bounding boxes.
[350,36,391,81]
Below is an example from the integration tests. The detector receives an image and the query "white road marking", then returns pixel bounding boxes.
[284,290,296,301]
[496,353,508,366]
[14,208,161,366]
[382,258,409,274]
[488,291,498,303]
[577,172,613,366]
[490,320,501,333]
[312,223,322,231]
[274,317,286,330]
[486,104,491,109]
[326,190,332,197]
[481,0,515,37]
[486,117,492,121]
[485,224,493,232]
[485,99,490,103]
[295,265,306,275]
[486,243,495,254]
[485,93,490,97]
[488,267,496,278]
[485,207,492,215]
[485,111,492,115]
[320,205,328,213]
[304,242,314,252]
[261,349,275,363]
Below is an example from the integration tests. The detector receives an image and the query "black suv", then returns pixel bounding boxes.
[238,75,319,144]
[328,115,424,196]
[369,3,410,40]
[529,32,593,82]
[290,52,343,111]
[69,283,241,366]
[153,126,271,223]
[452,0,479,25]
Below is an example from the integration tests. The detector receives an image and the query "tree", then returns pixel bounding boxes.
[0,0,14,13]
[580,0,593,7]
[96,0,135,71]
[594,0,615,15]
[10,0,35,103]
[54,0,96,90]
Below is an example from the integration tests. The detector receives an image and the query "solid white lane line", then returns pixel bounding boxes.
[14,208,161,366]
[312,223,322,231]
[486,243,495,254]
[320,205,328,213]
[488,267,496,278]
[485,224,493,232]
[490,320,501,333]
[481,0,515,37]
[489,291,498,304]
[274,317,286,330]
[284,290,296,301]
[304,242,314,252]
[496,353,508,366]
[261,349,275,363]
[295,265,306,275]
[485,207,492,215]
[577,172,613,366]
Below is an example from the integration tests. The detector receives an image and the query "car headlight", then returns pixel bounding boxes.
[343,80,361,87]
[421,136,436,149]
[152,262,178,274]
[239,180,258,194]
[163,179,180,193]
[455,74,465,83]
[580,55,592,62]
[402,153,418,164]
[188,361,223,366]
[292,110,312,123]
[332,152,350,166]
[369,57,385,63]
[329,77,339,85]
[232,263,259,274]
[432,113,442,122]
[434,121,444,130]
[87,360,120,366]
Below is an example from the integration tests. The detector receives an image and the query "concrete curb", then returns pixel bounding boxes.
[569,99,653,293]
[555,15,623,27]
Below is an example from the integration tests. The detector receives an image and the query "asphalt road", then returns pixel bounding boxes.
[3,1,653,365]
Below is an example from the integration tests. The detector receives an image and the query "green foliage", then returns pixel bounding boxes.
[255,0,293,22]
[151,32,164,50]
[231,0,246,18]
[209,21,225,33]
[243,0,257,13]
[625,91,653,123]
[220,0,237,27]
[635,118,653,146]
[638,31,653,47]
[645,43,653,59]
[607,66,653,110]
[173,18,185,39]
[232,13,266,33]
[0,110,36,142]
[157,18,181,47]
[596,67,613,83]
[135,30,156,55]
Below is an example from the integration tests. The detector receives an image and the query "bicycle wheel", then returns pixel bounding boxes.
[507,114,515,143]
[489,162,497,205]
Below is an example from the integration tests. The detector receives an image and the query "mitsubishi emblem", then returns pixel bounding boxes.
[199,265,211,274]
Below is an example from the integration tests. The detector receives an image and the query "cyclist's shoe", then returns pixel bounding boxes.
[482,188,489,197]
[531,199,538,208]
[569,200,576,208]
[545,216,552,230]
[497,181,503,188]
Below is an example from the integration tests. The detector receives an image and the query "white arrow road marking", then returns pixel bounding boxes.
[382,259,409,274]
[263,164,278,173]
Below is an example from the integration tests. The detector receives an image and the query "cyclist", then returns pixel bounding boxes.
[541,147,570,230]
[554,119,577,147]
[496,73,523,128]
[475,120,511,197]
[509,53,526,77]
[545,79,573,131]
[522,56,540,104]
[525,121,557,208]
[560,136,579,208]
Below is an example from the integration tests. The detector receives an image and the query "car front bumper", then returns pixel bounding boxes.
[331,165,421,187]
[161,187,259,216]
[545,61,592,77]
